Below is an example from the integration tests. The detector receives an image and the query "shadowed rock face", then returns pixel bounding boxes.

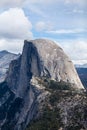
[0,39,85,130]
[24,39,84,89]
[6,39,84,96]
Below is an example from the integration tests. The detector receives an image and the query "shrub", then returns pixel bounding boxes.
[26,107,62,130]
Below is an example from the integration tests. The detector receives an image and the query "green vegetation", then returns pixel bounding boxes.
[37,77,72,91]
[26,77,87,130]
[48,80,71,90]
[26,107,63,130]
[66,125,85,130]
[26,78,73,130]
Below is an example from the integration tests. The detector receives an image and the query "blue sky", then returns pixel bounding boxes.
[0,0,87,64]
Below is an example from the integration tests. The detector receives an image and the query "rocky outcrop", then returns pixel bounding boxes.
[0,50,20,82]
[6,39,84,95]
[26,86,87,130]
[0,39,85,130]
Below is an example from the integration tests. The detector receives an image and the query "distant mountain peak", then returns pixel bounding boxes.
[0,50,9,56]
[0,50,9,53]
[0,50,20,82]
[75,63,87,68]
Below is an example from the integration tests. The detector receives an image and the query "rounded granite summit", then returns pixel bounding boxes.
[23,39,84,90]
[1,38,85,130]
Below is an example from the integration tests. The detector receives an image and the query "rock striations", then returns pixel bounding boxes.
[6,39,84,96]
[0,39,85,130]
[0,50,20,83]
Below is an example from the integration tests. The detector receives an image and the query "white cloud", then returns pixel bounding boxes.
[0,8,33,54]
[46,29,86,34]
[0,39,24,53]
[73,60,87,65]
[0,0,24,8]
[65,0,86,6]
[24,0,86,6]
[0,0,57,8]
[35,21,53,32]
[26,4,46,18]
[0,0,86,65]
[0,0,86,9]
[23,0,59,5]
[0,8,33,39]
[73,9,84,14]
[59,40,87,64]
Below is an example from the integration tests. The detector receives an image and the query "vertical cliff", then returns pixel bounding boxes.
[6,39,84,97]
[0,39,85,130]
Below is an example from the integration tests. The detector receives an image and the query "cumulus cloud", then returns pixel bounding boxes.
[0,8,33,39]
[0,39,24,53]
[0,0,86,65]
[0,8,33,54]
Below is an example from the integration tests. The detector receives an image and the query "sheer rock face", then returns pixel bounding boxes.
[0,39,85,130]
[6,39,84,97]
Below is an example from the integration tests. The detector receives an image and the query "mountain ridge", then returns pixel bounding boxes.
[0,50,20,82]
[0,39,86,130]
